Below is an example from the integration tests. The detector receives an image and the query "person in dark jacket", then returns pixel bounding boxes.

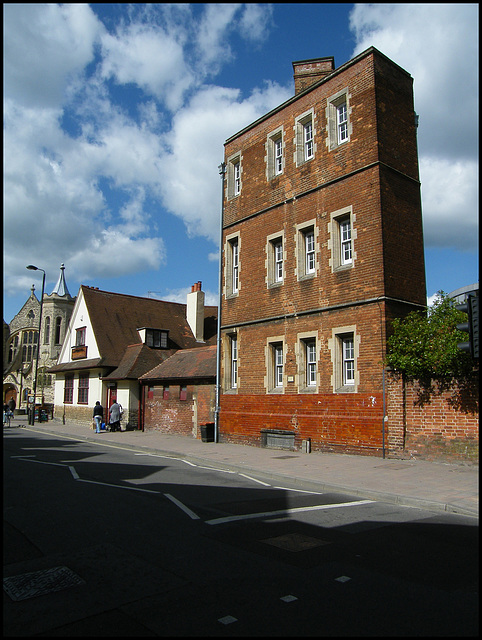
[93,401,104,433]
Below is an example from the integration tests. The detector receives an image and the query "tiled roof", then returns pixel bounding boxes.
[103,344,176,380]
[82,286,217,368]
[140,344,217,381]
[49,358,103,373]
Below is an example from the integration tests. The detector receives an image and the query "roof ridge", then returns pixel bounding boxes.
[81,285,189,308]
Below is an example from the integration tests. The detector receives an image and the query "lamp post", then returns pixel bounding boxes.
[214,162,226,444]
[26,265,46,424]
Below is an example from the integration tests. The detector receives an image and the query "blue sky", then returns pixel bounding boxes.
[3,3,478,324]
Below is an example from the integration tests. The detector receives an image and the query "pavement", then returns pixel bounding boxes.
[6,413,479,518]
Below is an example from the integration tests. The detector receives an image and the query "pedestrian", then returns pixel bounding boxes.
[8,397,16,415]
[92,401,104,434]
[109,400,123,432]
[3,403,9,425]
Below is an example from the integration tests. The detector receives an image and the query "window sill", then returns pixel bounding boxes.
[298,273,316,282]
[333,263,353,273]
[329,140,349,152]
[335,385,356,394]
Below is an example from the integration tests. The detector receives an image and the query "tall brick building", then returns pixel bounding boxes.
[218,47,426,456]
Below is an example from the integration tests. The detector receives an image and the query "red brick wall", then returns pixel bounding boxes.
[143,382,215,439]
[219,392,384,456]
[225,311,387,395]
[387,373,479,462]
[224,54,381,225]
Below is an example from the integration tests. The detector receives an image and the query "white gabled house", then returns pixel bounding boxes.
[49,283,217,430]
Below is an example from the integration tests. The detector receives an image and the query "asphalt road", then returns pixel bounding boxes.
[3,427,479,636]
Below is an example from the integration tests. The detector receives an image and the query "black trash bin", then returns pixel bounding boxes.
[200,422,214,442]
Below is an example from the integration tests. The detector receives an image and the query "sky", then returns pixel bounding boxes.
[3,3,479,324]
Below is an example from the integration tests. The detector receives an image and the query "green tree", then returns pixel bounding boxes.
[385,291,475,379]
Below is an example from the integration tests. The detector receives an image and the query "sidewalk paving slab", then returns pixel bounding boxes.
[6,414,478,518]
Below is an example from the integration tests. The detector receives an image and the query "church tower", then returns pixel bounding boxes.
[42,264,75,362]
[3,264,76,410]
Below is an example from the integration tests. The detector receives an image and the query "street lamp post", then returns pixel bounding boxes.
[26,265,46,425]
[214,162,226,444]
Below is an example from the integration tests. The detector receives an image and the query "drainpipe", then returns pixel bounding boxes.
[215,162,226,443]
[382,367,386,459]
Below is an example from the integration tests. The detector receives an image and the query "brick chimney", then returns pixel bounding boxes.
[292,57,335,95]
[186,281,205,342]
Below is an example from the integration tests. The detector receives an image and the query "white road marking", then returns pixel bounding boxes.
[78,479,159,493]
[194,464,236,474]
[180,459,197,467]
[68,466,79,480]
[12,436,375,525]
[273,486,323,494]
[280,595,298,602]
[164,493,200,520]
[205,500,374,525]
[14,456,159,493]
[10,454,37,458]
[239,473,271,486]
[135,453,235,475]
[15,457,69,469]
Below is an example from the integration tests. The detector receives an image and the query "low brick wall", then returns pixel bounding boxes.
[386,372,479,463]
[143,383,215,438]
[219,392,385,456]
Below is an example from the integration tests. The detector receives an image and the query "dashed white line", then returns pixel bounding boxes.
[68,466,79,480]
[78,479,160,493]
[15,457,69,469]
[205,500,374,525]
[273,486,323,494]
[239,473,271,486]
[218,615,238,625]
[164,493,200,520]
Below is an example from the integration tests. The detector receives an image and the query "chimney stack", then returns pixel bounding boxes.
[292,57,335,95]
[187,281,205,342]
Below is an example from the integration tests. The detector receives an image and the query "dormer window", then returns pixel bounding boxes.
[146,329,168,348]
[76,327,86,346]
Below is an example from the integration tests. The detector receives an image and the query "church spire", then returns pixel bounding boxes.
[50,263,71,297]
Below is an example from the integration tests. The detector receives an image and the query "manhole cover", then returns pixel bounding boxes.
[261,533,331,552]
[3,566,85,601]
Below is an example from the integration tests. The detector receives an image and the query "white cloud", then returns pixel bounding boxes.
[349,3,478,251]
[100,23,194,111]
[420,156,479,250]
[3,3,281,305]
[195,3,241,74]
[3,3,102,108]
[162,286,219,307]
[69,231,166,282]
[194,3,273,76]
[238,3,274,42]
[427,292,441,308]
[157,81,291,242]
